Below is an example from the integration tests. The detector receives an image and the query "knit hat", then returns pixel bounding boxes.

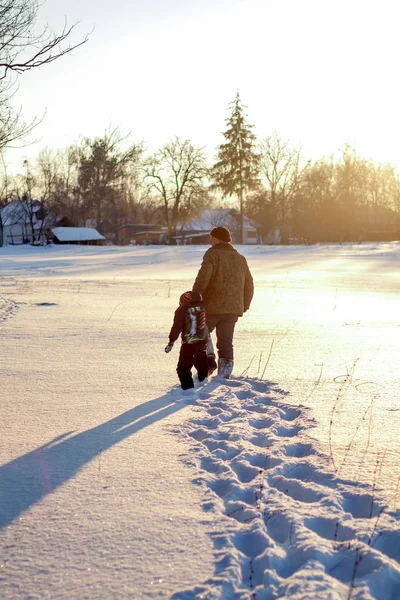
[179,291,202,305]
[210,226,232,243]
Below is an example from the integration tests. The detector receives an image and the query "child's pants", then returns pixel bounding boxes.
[177,341,208,390]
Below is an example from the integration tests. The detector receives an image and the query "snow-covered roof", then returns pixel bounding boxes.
[1,200,42,227]
[175,231,210,238]
[51,227,105,242]
[182,209,256,232]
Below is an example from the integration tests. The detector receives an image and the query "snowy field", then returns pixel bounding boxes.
[0,242,399,599]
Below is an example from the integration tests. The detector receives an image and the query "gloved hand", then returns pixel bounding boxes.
[164,343,174,353]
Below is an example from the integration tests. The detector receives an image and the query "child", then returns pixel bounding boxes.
[165,291,209,390]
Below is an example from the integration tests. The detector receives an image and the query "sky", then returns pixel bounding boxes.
[4,0,400,171]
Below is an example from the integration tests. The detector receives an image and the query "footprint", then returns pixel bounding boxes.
[284,443,316,458]
[250,433,273,449]
[236,390,257,400]
[225,500,258,523]
[249,417,275,430]
[200,456,230,476]
[248,404,270,414]
[207,407,223,416]
[273,477,323,503]
[283,462,334,486]
[223,380,243,388]
[372,529,400,561]
[276,424,301,438]
[233,527,269,558]
[328,546,384,583]
[210,478,254,505]
[279,407,301,421]
[304,516,355,542]
[192,417,221,429]
[230,460,260,483]
[342,492,385,519]
[188,428,211,442]
[265,512,294,545]
[219,411,242,422]
[202,439,242,460]
[241,452,282,470]
[252,381,272,394]
[210,477,237,499]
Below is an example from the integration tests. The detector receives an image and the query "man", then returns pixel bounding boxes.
[192,226,254,379]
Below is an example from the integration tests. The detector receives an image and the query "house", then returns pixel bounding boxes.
[361,206,400,241]
[53,216,76,228]
[264,227,282,244]
[1,200,46,245]
[97,219,118,244]
[50,227,106,245]
[178,209,261,244]
[117,224,166,245]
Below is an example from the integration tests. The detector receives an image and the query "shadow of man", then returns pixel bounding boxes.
[0,389,187,529]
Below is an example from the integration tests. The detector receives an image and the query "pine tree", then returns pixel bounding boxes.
[212,92,260,243]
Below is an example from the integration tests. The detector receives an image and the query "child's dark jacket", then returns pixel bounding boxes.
[169,298,208,345]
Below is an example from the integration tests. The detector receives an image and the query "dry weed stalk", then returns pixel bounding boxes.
[337,395,377,476]
[329,358,359,471]
[260,339,275,380]
[241,355,256,377]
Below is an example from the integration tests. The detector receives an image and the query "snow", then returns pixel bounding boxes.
[51,227,105,242]
[0,242,399,599]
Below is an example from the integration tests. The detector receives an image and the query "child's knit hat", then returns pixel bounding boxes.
[179,291,203,305]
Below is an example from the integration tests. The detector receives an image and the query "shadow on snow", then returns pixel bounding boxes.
[0,390,186,529]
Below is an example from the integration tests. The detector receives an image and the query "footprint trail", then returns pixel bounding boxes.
[172,378,400,600]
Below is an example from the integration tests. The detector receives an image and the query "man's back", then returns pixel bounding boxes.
[192,243,254,315]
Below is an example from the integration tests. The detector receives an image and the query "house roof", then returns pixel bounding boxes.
[1,200,42,227]
[51,227,105,242]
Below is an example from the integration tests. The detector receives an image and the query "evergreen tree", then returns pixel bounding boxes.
[212,92,260,243]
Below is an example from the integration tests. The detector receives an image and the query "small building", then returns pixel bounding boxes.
[264,227,281,245]
[97,219,118,244]
[1,200,46,245]
[118,224,166,245]
[54,216,76,228]
[50,227,106,245]
[178,209,261,244]
[361,206,400,241]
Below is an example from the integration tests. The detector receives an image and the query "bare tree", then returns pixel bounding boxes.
[259,133,309,229]
[0,0,88,149]
[77,128,143,226]
[144,137,209,241]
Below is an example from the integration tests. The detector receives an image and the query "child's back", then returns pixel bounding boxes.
[165,291,209,390]
[169,291,208,346]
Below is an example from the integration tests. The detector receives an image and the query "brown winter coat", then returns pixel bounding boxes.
[192,242,254,315]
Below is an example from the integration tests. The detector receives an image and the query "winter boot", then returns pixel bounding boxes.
[207,354,217,376]
[206,337,217,376]
[218,358,234,379]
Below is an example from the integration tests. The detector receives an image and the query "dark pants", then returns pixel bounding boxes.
[177,341,208,390]
[206,314,239,361]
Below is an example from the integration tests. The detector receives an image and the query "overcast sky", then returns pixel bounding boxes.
[5,0,400,170]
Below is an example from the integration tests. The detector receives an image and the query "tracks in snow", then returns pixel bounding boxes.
[0,297,20,325]
[172,378,400,600]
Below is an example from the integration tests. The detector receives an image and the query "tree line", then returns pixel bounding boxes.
[2,108,400,244]
[1,2,399,245]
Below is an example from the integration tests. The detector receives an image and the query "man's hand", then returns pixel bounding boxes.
[164,343,174,353]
